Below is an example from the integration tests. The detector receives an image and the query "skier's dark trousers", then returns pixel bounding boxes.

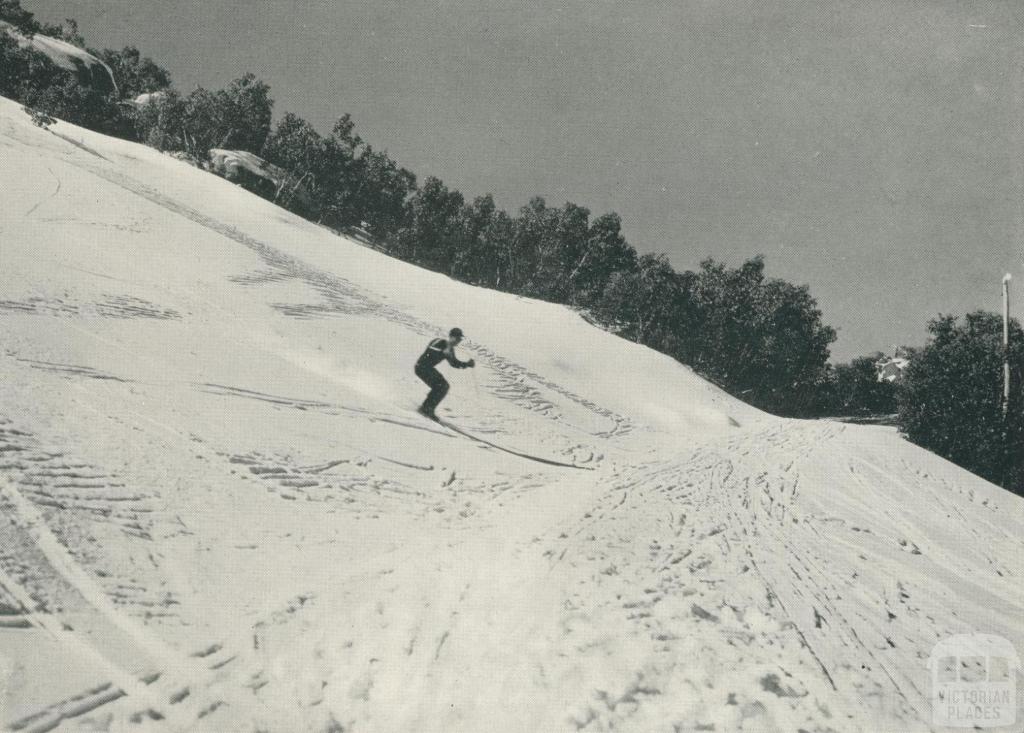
[416,328,474,419]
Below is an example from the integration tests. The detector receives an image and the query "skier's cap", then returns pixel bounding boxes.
[449,327,464,339]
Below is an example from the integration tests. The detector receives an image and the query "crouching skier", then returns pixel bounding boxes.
[415,327,475,420]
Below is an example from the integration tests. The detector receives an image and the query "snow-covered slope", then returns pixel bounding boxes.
[1,95,1021,733]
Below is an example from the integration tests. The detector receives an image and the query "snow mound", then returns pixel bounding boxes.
[132,91,168,107]
[208,148,314,210]
[0,22,116,94]
[0,95,1022,732]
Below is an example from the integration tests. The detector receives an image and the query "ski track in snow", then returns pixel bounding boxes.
[1,98,1022,732]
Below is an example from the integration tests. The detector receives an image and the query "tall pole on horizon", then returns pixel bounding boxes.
[1004,273,1012,419]
[1001,273,1013,489]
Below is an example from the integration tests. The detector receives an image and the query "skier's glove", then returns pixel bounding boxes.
[468,359,476,368]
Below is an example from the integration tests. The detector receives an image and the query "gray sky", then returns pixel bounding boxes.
[35,0,1024,360]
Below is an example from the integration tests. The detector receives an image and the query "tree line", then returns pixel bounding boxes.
[1,0,1020,494]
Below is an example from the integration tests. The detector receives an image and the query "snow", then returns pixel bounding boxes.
[0,94,1022,732]
[132,92,168,107]
[207,149,313,211]
[0,22,116,94]
[876,356,909,384]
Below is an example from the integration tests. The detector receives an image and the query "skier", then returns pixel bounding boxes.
[415,327,475,420]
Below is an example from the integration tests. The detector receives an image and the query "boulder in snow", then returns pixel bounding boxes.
[132,90,169,107]
[0,21,116,94]
[207,148,313,210]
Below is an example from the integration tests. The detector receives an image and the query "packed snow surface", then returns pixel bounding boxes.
[0,96,1022,732]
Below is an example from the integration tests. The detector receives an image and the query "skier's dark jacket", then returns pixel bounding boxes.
[416,338,472,370]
